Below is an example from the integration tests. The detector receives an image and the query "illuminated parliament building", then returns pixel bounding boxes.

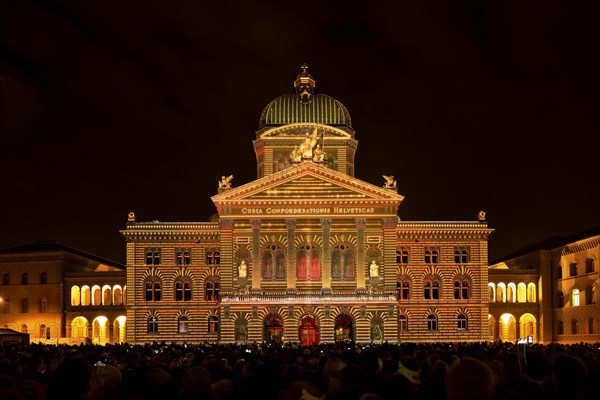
[121,65,493,345]
[1,66,598,345]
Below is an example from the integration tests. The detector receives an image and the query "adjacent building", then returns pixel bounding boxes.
[489,226,600,344]
[0,241,126,344]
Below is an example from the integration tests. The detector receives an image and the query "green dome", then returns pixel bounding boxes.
[258,64,352,129]
[258,93,352,129]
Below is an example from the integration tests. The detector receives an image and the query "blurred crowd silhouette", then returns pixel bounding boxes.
[1,340,598,400]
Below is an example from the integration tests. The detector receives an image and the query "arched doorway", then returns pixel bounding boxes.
[519,313,537,342]
[299,315,319,346]
[334,313,354,342]
[499,313,516,343]
[264,314,284,343]
[71,316,89,344]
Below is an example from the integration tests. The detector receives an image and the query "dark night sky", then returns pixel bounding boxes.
[1,1,599,265]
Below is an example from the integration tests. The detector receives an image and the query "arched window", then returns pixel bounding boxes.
[297,244,320,280]
[205,279,220,301]
[453,280,470,299]
[206,251,214,265]
[21,297,29,313]
[262,244,285,280]
[401,249,409,264]
[214,252,220,265]
[147,317,159,333]
[457,314,467,330]
[22,272,28,285]
[557,320,564,335]
[570,262,578,277]
[175,280,192,301]
[571,319,579,334]
[488,283,495,302]
[399,315,408,332]
[208,315,219,332]
[331,244,355,280]
[145,249,161,265]
[102,286,112,305]
[40,325,47,340]
[178,316,189,333]
[40,272,47,284]
[572,288,580,307]
[2,273,8,285]
[145,280,162,301]
[586,258,595,273]
[526,283,536,302]
[397,278,410,300]
[589,318,596,334]
[40,296,48,313]
[558,291,564,307]
[113,286,123,305]
[71,286,81,306]
[428,249,439,264]
[424,278,440,300]
[21,324,28,333]
[184,251,191,265]
[427,314,438,331]
[176,251,184,265]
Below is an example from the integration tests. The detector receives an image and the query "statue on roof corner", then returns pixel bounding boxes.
[383,175,397,188]
[478,210,486,221]
[219,175,234,189]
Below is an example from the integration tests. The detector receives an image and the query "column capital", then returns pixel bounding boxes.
[285,218,297,230]
[382,217,398,229]
[249,218,261,230]
[355,218,367,229]
[219,219,234,230]
[320,218,332,230]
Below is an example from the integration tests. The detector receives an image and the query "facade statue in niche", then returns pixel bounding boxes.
[369,260,379,277]
[382,175,397,188]
[219,175,234,189]
[238,260,247,278]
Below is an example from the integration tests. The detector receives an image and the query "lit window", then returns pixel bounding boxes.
[178,316,189,333]
[457,314,467,330]
[145,280,162,301]
[148,317,159,333]
[427,314,438,331]
[208,315,219,332]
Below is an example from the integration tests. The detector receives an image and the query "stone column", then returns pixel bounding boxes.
[285,219,297,295]
[219,218,235,296]
[356,218,367,293]
[250,218,262,294]
[382,217,398,294]
[320,218,332,295]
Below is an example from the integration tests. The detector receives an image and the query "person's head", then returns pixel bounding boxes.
[445,356,497,400]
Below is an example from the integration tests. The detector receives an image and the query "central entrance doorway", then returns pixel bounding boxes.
[299,315,319,346]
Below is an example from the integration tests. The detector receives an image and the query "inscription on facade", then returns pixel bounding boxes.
[240,207,376,215]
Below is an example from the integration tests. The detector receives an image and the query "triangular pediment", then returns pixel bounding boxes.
[211,162,404,217]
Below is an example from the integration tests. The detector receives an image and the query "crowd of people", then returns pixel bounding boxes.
[0,339,598,400]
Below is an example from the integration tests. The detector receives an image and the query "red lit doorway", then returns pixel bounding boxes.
[299,315,319,346]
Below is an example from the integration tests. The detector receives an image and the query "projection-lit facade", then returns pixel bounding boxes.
[121,66,493,345]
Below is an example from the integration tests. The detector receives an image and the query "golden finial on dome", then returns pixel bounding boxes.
[294,63,316,103]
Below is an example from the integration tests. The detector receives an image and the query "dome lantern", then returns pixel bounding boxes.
[294,63,316,103]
